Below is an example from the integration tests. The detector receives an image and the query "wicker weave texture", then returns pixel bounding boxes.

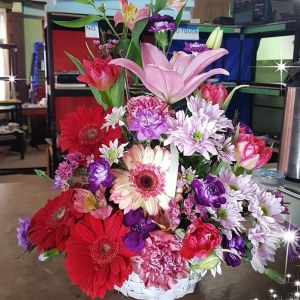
[114,272,200,300]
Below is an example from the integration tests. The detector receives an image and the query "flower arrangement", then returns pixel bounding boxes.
[17,1,298,299]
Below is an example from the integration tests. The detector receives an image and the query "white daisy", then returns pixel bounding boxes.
[102,106,126,130]
[99,139,128,165]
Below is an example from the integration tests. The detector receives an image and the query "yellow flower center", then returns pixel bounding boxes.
[123,3,137,24]
[85,194,98,211]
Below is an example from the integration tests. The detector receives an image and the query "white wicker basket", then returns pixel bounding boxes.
[114,272,201,300]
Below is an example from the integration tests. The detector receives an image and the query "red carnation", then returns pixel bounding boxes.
[65,212,135,299]
[58,105,123,158]
[180,218,221,259]
[28,189,81,253]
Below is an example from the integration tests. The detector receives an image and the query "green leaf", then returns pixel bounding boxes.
[75,0,94,5]
[154,0,167,13]
[65,51,108,109]
[213,161,230,176]
[54,15,102,28]
[175,7,185,28]
[109,71,125,107]
[264,267,285,284]
[38,249,60,261]
[85,42,95,60]
[192,253,220,270]
[34,169,52,180]
[131,18,149,51]
[222,85,249,112]
[175,228,185,239]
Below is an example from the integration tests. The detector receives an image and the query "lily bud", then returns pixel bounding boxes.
[98,3,106,13]
[206,27,223,49]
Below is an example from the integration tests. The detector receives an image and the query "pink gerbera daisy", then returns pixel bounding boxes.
[110,144,172,215]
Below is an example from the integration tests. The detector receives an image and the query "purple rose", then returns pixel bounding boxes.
[148,13,176,32]
[183,42,209,54]
[191,176,226,208]
[123,208,158,252]
[222,234,247,267]
[129,108,167,141]
[88,159,113,193]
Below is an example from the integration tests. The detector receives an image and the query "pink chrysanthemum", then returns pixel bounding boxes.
[110,144,172,215]
[131,231,190,290]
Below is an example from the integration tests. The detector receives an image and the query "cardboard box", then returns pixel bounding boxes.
[192,0,231,23]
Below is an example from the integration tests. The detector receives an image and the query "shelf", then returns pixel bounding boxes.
[238,85,285,96]
[0,43,17,49]
[198,24,241,34]
[243,20,297,36]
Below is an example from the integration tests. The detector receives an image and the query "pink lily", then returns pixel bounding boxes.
[110,43,229,104]
[114,0,150,30]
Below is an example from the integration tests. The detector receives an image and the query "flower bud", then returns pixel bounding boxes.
[206,26,223,49]
[98,3,106,13]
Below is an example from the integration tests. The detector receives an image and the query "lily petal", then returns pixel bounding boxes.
[141,43,170,70]
[172,68,229,103]
[182,48,229,81]
[170,51,194,75]
[114,11,124,27]
[120,0,128,10]
[131,6,150,28]
[145,65,184,103]
[110,58,162,97]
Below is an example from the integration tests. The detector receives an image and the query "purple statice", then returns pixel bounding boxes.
[191,176,226,208]
[123,208,158,252]
[239,122,253,134]
[148,13,176,32]
[183,42,209,54]
[88,159,113,193]
[165,199,181,230]
[17,217,32,251]
[65,151,85,168]
[53,160,73,191]
[129,108,167,141]
[222,234,247,267]
[182,194,198,222]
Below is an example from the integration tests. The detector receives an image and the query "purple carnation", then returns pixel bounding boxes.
[222,234,247,267]
[129,108,167,141]
[148,13,176,32]
[123,208,158,252]
[17,217,32,251]
[191,176,226,208]
[88,159,113,193]
[183,42,209,54]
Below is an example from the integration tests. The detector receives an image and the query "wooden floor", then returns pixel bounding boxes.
[0,175,299,300]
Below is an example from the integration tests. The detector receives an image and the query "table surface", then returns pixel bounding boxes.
[0,99,22,105]
[0,175,298,300]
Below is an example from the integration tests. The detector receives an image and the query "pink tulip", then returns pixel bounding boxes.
[77,56,121,91]
[235,128,273,170]
[166,0,187,12]
[110,43,229,104]
[114,0,150,30]
[200,82,228,107]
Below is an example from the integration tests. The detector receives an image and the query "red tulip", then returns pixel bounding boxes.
[77,56,121,91]
[200,82,228,107]
[180,218,221,259]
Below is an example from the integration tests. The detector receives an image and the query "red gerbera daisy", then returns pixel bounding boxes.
[58,105,123,158]
[28,189,81,253]
[65,211,135,299]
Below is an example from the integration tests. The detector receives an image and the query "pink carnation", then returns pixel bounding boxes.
[126,95,170,125]
[131,231,189,290]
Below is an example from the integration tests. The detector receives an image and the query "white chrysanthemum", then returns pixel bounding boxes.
[102,106,126,129]
[99,139,128,165]
[110,144,172,215]
[248,224,281,273]
[248,188,286,229]
[208,195,246,240]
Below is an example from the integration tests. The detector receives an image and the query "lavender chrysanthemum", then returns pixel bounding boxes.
[148,13,176,32]
[88,159,113,193]
[17,217,32,251]
[123,208,158,252]
[191,176,226,208]
[216,136,235,164]
[129,108,167,141]
[222,234,247,267]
